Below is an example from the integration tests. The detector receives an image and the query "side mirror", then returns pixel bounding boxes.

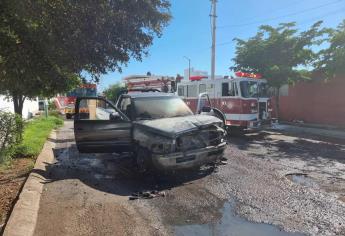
[201,106,212,113]
[109,112,122,121]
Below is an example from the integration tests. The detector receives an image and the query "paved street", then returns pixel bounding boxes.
[32,121,345,236]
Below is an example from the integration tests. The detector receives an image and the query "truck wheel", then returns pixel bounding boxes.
[135,146,152,173]
[66,113,71,119]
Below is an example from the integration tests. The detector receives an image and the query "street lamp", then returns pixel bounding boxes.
[183,56,191,80]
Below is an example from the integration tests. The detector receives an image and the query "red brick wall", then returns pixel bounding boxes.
[277,76,345,126]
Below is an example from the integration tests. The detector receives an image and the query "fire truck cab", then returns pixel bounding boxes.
[177,74,272,131]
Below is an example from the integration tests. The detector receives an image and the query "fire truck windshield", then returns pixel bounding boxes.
[240,81,269,98]
[240,81,258,98]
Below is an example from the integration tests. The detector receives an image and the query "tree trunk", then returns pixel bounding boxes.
[12,94,25,117]
[274,87,280,119]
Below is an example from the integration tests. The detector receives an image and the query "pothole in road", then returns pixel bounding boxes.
[174,201,303,236]
[286,173,318,188]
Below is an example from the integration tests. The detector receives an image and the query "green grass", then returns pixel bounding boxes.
[15,116,63,158]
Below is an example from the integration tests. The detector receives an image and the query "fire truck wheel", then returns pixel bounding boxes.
[66,113,72,119]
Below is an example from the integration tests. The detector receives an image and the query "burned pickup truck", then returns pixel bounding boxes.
[73,92,226,171]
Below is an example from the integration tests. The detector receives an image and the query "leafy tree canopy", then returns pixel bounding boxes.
[0,0,171,114]
[315,20,345,78]
[231,21,326,89]
[103,83,126,103]
[231,21,326,118]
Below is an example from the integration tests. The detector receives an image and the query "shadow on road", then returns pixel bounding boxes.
[229,130,345,163]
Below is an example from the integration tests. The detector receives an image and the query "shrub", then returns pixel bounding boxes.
[49,110,62,118]
[48,100,57,110]
[0,111,24,163]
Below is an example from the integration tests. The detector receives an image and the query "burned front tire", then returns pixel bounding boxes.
[135,146,153,173]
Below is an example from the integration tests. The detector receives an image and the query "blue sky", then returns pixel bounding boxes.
[97,0,345,90]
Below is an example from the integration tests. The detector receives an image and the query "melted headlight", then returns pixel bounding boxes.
[151,140,174,154]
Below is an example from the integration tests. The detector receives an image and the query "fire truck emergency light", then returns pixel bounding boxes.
[235,71,262,79]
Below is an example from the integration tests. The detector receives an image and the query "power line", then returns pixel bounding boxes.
[213,8,345,48]
[226,0,308,23]
[218,0,344,29]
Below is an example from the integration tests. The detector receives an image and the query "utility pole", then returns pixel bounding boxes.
[183,56,191,80]
[210,0,217,80]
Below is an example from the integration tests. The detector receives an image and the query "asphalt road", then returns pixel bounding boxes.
[32,121,345,236]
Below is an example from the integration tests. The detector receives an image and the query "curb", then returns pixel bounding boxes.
[3,131,57,236]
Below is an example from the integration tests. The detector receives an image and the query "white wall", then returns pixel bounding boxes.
[183,68,223,80]
[0,96,39,119]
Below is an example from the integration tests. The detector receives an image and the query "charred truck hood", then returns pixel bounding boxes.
[134,115,224,138]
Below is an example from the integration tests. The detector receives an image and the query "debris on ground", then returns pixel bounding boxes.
[129,190,166,200]
[219,160,228,165]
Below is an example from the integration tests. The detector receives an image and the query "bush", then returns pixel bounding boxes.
[0,111,24,163]
[49,110,62,118]
[48,100,57,110]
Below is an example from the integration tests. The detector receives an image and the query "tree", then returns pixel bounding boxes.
[0,0,171,115]
[103,83,126,103]
[231,21,325,118]
[315,20,345,78]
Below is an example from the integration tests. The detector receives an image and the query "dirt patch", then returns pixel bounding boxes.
[0,158,34,230]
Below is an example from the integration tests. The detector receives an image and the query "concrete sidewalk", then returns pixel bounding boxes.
[271,123,345,142]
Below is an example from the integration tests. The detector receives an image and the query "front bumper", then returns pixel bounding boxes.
[64,107,75,114]
[151,142,226,170]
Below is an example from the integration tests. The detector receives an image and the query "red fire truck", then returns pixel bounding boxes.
[177,72,272,131]
[124,75,176,93]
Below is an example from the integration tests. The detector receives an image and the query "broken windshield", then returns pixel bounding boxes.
[134,97,193,120]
